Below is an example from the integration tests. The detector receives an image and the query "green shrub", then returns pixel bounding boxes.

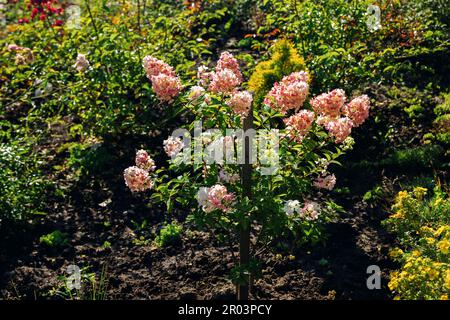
[154,223,183,247]
[0,0,231,138]
[404,104,425,119]
[382,145,443,170]
[434,93,450,144]
[363,186,384,204]
[434,93,450,116]
[0,142,51,226]
[39,230,69,247]
[65,142,114,177]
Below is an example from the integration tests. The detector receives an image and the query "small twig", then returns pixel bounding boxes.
[137,0,141,33]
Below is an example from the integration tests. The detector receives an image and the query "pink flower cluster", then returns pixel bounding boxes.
[283,110,315,142]
[123,166,153,192]
[324,117,353,143]
[313,174,336,190]
[189,85,205,102]
[197,184,235,213]
[135,149,156,172]
[310,89,346,119]
[163,136,184,158]
[300,200,321,221]
[7,44,23,51]
[142,55,182,103]
[142,55,175,79]
[283,199,321,221]
[264,71,310,114]
[342,95,370,127]
[311,89,370,143]
[215,51,243,83]
[208,51,242,94]
[283,71,309,84]
[151,74,183,103]
[209,68,241,94]
[227,90,253,117]
[124,149,156,192]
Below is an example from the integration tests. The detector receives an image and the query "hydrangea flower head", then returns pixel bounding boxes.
[283,109,315,142]
[207,52,242,94]
[343,95,370,127]
[197,185,235,213]
[264,72,310,114]
[209,68,241,94]
[135,149,156,172]
[207,184,235,212]
[310,89,346,118]
[124,166,153,192]
[300,200,321,220]
[151,73,183,102]
[282,71,309,84]
[163,136,184,157]
[284,200,301,216]
[313,174,336,190]
[227,90,253,117]
[142,55,175,79]
[325,117,353,143]
[7,44,22,51]
[188,85,205,102]
[216,51,243,82]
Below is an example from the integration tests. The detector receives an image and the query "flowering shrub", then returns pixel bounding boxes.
[122,43,371,298]
[385,187,450,300]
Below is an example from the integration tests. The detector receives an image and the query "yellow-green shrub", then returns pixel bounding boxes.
[248,39,308,105]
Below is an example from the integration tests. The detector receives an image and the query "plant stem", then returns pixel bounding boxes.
[85,1,99,37]
[238,105,253,300]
